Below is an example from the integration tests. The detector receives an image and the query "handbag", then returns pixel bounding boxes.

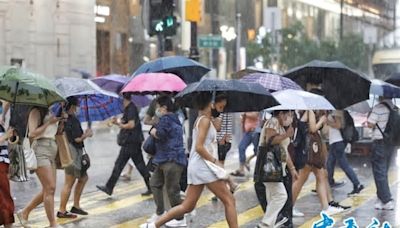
[143,131,157,156]
[55,133,73,169]
[204,160,229,180]
[81,147,90,173]
[260,137,284,182]
[8,143,29,182]
[23,127,37,171]
[306,132,325,169]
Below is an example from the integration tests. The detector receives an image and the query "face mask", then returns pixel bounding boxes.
[155,109,163,118]
[211,108,221,118]
[283,116,293,127]
[75,107,80,114]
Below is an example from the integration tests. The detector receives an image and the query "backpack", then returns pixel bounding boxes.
[340,111,359,144]
[377,103,400,146]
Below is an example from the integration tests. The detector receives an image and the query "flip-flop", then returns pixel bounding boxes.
[230,184,241,194]
[17,210,30,228]
[230,170,245,177]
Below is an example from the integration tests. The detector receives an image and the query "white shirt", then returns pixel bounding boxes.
[368,102,391,140]
[329,127,343,145]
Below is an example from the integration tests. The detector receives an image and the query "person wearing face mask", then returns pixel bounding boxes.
[57,96,93,218]
[145,96,188,226]
[254,110,298,228]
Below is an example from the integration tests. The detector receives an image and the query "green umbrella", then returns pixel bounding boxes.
[0,67,65,107]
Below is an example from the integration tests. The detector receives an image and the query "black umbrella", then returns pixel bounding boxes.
[175,79,279,112]
[385,73,400,87]
[283,60,371,109]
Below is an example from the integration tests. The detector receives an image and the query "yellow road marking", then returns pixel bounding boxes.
[299,170,399,228]
[112,179,255,228]
[208,171,347,228]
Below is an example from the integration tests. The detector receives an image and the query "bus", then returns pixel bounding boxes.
[372,48,400,80]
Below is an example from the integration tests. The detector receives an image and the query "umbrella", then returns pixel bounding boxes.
[385,73,400,87]
[91,74,151,107]
[231,67,273,79]
[0,67,64,107]
[240,72,302,92]
[122,73,187,95]
[268,89,335,111]
[175,79,280,112]
[284,60,371,109]
[54,77,119,98]
[370,79,400,98]
[132,56,210,84]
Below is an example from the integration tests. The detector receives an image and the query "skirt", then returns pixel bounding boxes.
[0,163,15,225]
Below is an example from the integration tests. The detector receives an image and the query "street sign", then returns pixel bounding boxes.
[198,35,223,49]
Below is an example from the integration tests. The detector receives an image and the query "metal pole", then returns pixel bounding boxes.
[236,12,242,71]
[157,33,165,57]
[340,0,344,39]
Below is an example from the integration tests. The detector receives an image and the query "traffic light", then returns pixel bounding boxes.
[148,0,178,36]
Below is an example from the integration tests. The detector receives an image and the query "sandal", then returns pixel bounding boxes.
[230,183,241,194]
[56,211,78,219]
[230,170,245,177]
[244,163,251,171]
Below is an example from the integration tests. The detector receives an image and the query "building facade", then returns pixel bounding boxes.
[0,0,96,78]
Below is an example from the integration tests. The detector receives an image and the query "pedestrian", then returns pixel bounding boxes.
[326,110,364,195]
[17,107,60,228]
[140,92,238,228]
[291,109,344,215]
[97,93,152,196]
[254,110,298,228]
[0,125,15,228]
[367,96,395,210]
[231,112,260,177]
[145,95,188,227]
[57,97,93,218]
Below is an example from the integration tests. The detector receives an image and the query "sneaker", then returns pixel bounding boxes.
[56,211,78,219]
[141,189,153,196]
[322,205,344,216]
[374,200,383,210]
[275,217,288,228]
[329,201,351,210]
[70,206,88,215]
[165,217,187,227]
[139,222,156,228]
[382,200,395,210]
[292,207,304,217]
[330,181,346,188]
[348,184,364,196]
[147,212,165,223]
[96,185,112,196]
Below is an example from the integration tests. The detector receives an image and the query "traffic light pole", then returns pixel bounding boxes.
[157,33,165,57]
[188,21,199,151]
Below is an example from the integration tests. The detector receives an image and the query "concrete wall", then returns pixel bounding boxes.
[0,0,96,79]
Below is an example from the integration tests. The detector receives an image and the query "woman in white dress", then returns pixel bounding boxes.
[141,92,238,228]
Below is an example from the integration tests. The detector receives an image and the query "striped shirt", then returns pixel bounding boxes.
[217,113,233,142]
[0,131,9,164]
[368,101,392,140]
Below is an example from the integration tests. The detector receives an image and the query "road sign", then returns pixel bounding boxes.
[198,35,223,49]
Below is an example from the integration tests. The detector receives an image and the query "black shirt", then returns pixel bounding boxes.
[65,115,84,149]
[120,102,143,144]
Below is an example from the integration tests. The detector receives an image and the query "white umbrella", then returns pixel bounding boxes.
[268,89,335,111]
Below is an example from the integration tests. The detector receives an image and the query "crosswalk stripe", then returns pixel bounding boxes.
[299,170,399,228]
[207,171,347,227]
[111,179,255,227]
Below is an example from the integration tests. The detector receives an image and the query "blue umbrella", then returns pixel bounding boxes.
[175,79,279,112]
[370,79,400,98]
[132,56,210,84]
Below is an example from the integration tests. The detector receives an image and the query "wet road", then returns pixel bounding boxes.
[10,126,400,227]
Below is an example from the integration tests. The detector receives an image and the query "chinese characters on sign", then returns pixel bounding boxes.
[312,213,392,228]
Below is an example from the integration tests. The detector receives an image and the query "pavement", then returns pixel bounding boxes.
[10,127,400,228]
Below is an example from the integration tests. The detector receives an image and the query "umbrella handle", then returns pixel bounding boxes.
[84,95,92,129]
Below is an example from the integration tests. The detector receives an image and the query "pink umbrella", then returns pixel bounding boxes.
[121,73,187,94]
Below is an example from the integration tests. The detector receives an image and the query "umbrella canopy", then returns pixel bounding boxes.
[385,72,400,87]
[240,72,302,92]
[132,56,210,84]
[0,67,65,107]
[232,67,272,79]
[92,74,151,107]
[122,73,187,95]
[370,79,400,98]
[268,89,335,111]
[54,77,119,98]
[175,79,279,112]
[284,60,371,109]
